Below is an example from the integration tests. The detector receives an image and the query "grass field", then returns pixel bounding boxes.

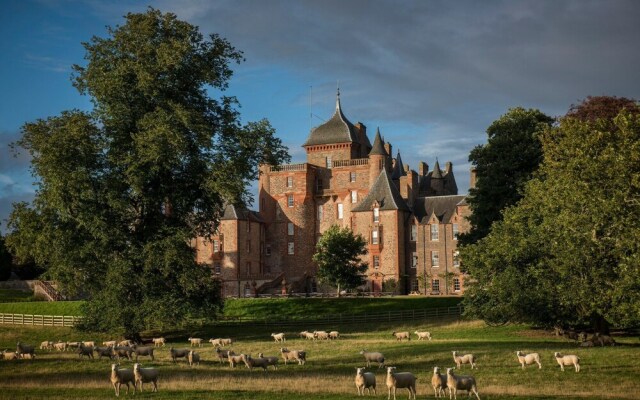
[0,289,37,303]
[0,317,638,399]
[0,300,84,316]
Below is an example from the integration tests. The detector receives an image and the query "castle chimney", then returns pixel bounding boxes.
[470,167,477,189]
[418,162,429,176]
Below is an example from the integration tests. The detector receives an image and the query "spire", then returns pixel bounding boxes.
[369,127,386,156]
[391,149,406,179]
[335,86,341,111]
[432,159,443,179]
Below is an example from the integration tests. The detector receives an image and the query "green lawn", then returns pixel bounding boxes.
[0,289,37,303]
[0,300,84,316]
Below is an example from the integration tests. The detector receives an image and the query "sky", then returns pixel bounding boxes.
[1,0,639,231]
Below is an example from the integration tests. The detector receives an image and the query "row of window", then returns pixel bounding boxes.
[409,224,459,241]
[410,251,460,268]
[286,191,358,208]
[286,171,358,190]
[410,278,462,293]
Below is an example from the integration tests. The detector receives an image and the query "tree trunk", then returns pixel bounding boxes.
[336,283,341,298]
[591,313,610,335]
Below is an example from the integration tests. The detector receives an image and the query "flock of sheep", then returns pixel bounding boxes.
[2,328,595,398]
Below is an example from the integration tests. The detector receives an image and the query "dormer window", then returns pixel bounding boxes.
[373,207,380,223]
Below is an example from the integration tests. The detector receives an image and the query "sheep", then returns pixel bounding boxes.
[257,352,279,370]
[113,346,134,361]
[300,331,316,340]
[241,353,271,371]
[216,348,235,364]
[228,354,244,368]
[209,338,222,347]
[53,341,67,351]
[118,340,134,347]
[446,367,480,400]
[271,332,286,342]
[516,351,542,369]
[82,341,96,348]
[188,337,203,347]
[110,363,135,397]
[2,350,19,360]
[392,331,411,341]
[133,363,158,393]
[580,340,595,347]
[78,344,94,359]
[355,367,376,396]
[220,338,233,346]
[554,352,580,372]
[414,331,432,341]
[591,333,616,347]
[152,337,166,347]
[314,331,330,340]
[16,342,35,359]
[103,340,117,348]
[40,341,54,350]
[329,331,340,340]
[67,341,81,350]
[431,367,447,398]
[280,347,306,365]
[452,351,476,369]
[132,345,155,362]
[170,347,190,363]
[94,346,115,360]
[360,350,385,369]
[20,353,35,360]
[385,366,417,400]
[188,350,200,366]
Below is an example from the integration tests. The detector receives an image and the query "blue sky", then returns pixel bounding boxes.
[1,0,640,230]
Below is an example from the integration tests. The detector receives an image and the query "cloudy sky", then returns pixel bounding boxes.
[1,0,639,231]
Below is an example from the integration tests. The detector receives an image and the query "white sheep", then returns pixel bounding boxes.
[271,332,286,342]
[329,331,340,340]
[355,367,376,395]
[431,366,446,398]
[314,331,330,340]
[554,352,580,372]
[67,341,81,350]
[209,338,222,347]
[133,363,158,393]
[392,331,411,341]
[82,341,96,348]
[40,341,54,350]
[220,338,233,346]
[452,351,476,369]
[360,350,385,369]
[103,340,117,348]
[118,340,134,347]
[300,331,316,340]
[280,347,306,365]
[2,350,19,360]
[446,367,480,400]
[110,363,135,397]
[188,337,203,347]
[414,331,432,341]
[152,337,166,347]
[386,366,416,400]
[53,341,67,351]
[516,351,542,369]
[216,348,235,364]
[257,352,279,370]
[228,354,245,368]
[188,350,200,366]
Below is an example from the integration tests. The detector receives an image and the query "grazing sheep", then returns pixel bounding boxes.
[78,344,94,359]
[209,338,222,347]
[67,341,81,350]
[257,352,279,370]
[554,352,580,372]
[188,350,200,366]
[53,341,67,351]
[118,340,134,347]
[132,345,155,362]
[228,354,244,368]
[94,346,115,360]
[170,347,190,363]
[103,340,117,348]
[580,340,595,347]
[113,346,133,361]
[280,347,306,365]
[355,367,376,395]
[16,342,35,358]
[329,331,340,340]
[220,338,233,346]
[241,354,271,371]
[300,331,316,340]
[446,367,480,400]
[110,363,135,397]
[591,333,616,347]
[20,353,35,360]
[133,363,158,393]
[82,341,96,348]
[360,350,385,369]
[516,351,542,369]
[452,351,476,369]
[152,338,166,347]
[392,332,411,341]
[414,331,432,341]
[386,366,417,400]
[40,341,54,350]
[216,348,235,364]
[188,337,203,347]
[431,367,447,398]
[271,332,286,342]
[314,331,330,340]
[2,350,19,360]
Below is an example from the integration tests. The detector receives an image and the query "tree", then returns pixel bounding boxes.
[461,97,640,332]
[5,9,289,338]
[459,108,554,245]
[313,225,368,296]
[0,235,12,281]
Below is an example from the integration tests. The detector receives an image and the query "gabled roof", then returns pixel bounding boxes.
[352,169,410,212]
[369,128,386,156]
[303,92,358,147]
[391,150,406,179]
[221,204,264,222]
[413,195,466,224]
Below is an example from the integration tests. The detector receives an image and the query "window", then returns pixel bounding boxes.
[318,205,324,220]
[453,223,459,240]
[288,242,295,255]
[351,190,358,203]
[214,263,221,274]
[337,203,344,219]
[286,176,293,188]
[411,279,419,292]
[213,239,220,253]
[373,255,380,269]
[246,261,251,274]
[453,278,461,292]
[411,252,418,268]
[410,225,417,241]
[246,240,251,253]
[265,244,271,256]
[432,279,440,292]
[372,229,379,244]
[373,207,380,223]
[288,222,294,236]
[350,171,356,182]
[453,250,460,267]
[326,156,332,169]
[431,251,439,267]
[317,179,323,191]
[287,194,294,207]
[430,224,439,241]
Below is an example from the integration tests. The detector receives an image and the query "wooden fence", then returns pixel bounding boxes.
[0,313,83,327]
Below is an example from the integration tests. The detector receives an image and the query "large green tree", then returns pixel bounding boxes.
[0,235,12,281]
[462,97,640,332]
[6,9,289,337]
[313,225,368,296]
[460,108,554,245]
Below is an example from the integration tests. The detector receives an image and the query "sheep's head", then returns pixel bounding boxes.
[516,351,523,357]
[111,364,118,371]
[554,352,561,357]
[446,368,455,376]
[133,363,141,371]
[356,367,365,375]
[391,332,396,336]
[433,367,440,374]
[452,351,458,356]
[387,366,396,374]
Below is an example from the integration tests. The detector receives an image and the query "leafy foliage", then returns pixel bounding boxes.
[0,235,12,281]
[5,9,289,337]
[313,225,368,296]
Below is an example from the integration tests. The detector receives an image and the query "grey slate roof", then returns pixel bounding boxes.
[413,195,466,224]
[369,128,387,156]
[303,95,357,146]
[352,169,410,212]
[391,150,406,179]
[221,203,264,222]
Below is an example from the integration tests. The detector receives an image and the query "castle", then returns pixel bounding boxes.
[192,91,471,297]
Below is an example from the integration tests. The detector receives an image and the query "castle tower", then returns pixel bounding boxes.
[369,128,386,184]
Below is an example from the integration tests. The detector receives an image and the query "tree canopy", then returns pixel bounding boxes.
[460,107,554,245]
[313,225,368,296]
[5,8,289,337]
[461,97,640,332]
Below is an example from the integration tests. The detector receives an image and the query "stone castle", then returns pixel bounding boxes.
[192,91,471,297]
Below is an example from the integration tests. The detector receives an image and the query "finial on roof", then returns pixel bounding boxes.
[335,84,341,111]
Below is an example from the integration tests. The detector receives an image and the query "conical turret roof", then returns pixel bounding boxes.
[369,127,386,156]
[391,150,406,179]
[432,159,443,179]
[303,90,358,147]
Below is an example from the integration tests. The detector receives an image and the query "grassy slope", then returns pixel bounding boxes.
[0,300,84,316]
[0,289,37,303]
[0,318,638,399]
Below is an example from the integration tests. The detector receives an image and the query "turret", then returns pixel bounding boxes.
[431,159,444,194]
[369,128,386,184]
